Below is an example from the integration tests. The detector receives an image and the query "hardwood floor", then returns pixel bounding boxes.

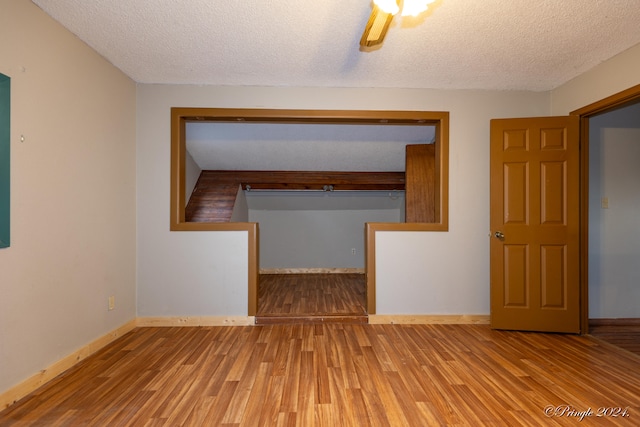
[256,274,367,324]
[1,324,640,426]
[589,320,640,357]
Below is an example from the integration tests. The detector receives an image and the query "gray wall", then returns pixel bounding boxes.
[248,191,404,269]
[589,103,640,318]
[230,185,249,222]
[185,151,201,206]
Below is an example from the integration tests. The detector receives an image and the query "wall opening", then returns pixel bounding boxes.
[170,108,450,315]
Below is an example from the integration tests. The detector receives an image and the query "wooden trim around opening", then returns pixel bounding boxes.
[171,108,450,316]
[169,221,259,316]
[571,83,640,334]
[365,222,449,315]
[571,83,640,117]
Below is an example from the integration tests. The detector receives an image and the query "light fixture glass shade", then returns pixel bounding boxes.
[401,0,437,17]
[373,0,400,15]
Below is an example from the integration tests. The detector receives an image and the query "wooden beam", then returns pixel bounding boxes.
[200,170,405,191]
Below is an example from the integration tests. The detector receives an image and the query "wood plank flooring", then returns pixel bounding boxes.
[1,324,640,426]
[256,274,367,324]
[589,320,640,357]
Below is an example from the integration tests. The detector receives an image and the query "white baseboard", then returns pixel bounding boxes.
[0,319,137,411]
[368,314,490,325]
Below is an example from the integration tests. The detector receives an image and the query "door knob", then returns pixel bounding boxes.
[493,231,505,239]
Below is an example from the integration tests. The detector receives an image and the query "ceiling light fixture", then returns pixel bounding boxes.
[399,0,437,17]
[373,0,400,15]
[360,0,437,47]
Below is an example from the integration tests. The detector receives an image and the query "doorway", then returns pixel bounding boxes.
[255,273,368,324]
[572,83,640,332]
[488,84,640,334]
[249,189,401,324]
[580,96,640,351]
[586,101,640,321]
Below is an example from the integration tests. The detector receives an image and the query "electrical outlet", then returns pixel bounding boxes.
[601,197,609,209]
[351,248,356,255]
[108,296,115,311]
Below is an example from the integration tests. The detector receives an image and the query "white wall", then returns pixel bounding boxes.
[248,191,402,269]
[184,150,201,206]
[551,43,640,319]
[252,209,400,269]
[230,185,249,223]
[136,84,549,317]
[551,43,640,115]
[588,104,640,318]
[0,0,136,395]
[0,0,636,403]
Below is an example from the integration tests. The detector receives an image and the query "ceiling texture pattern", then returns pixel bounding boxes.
[30,0,640,174]
[32,0,640,91]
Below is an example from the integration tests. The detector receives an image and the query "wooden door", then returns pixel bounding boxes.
[490,116,580,333]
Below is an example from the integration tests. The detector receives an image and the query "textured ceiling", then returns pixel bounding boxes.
[29,0,640,174]
[32,0,640,91]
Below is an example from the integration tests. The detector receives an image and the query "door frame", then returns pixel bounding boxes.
[572,83,640,333]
